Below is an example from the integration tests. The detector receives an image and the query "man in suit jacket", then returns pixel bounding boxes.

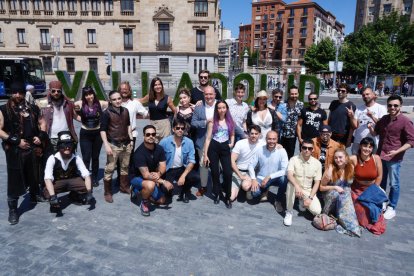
[191,85,217,196]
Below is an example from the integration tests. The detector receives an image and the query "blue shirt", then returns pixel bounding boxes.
[159,135,196,170]
[248,145,288,181]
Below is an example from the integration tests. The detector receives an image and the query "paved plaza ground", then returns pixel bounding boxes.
[0,95,413,275]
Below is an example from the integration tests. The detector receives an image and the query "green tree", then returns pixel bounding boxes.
[303,38,335,73]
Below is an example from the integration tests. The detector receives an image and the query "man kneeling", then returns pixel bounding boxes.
[44,131,94,212]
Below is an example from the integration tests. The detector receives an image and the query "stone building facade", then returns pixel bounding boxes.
[0,0,220,83]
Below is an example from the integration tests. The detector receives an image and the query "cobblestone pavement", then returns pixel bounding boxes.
[0,118,413,275]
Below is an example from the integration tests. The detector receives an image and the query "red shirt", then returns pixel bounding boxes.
[375,113,414,161]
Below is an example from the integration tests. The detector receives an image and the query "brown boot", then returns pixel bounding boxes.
[119,175,131,194]
[104,179,113,203]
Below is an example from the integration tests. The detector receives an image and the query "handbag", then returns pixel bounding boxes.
[312,214,337,231]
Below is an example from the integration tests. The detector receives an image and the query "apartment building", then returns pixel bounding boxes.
[239,0,344,74]
[354,0,413,31]
[0,0,220,82]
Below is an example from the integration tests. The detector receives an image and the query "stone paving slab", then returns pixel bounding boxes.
[0,120,413,275]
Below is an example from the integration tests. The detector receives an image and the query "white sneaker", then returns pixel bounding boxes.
[260,191,268,202]
[274,201,284,213]
[284,211,293,226]
[246,191,253,200]
[384,206,396,220]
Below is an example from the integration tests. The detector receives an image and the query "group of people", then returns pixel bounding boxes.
[1,72,413,237]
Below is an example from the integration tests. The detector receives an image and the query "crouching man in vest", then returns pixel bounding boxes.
[44,131,94,213]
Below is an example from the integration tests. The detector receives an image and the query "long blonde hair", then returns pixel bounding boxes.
[331,149,354,183]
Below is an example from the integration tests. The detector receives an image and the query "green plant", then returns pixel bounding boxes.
[210,73,228,99]
[55,70,85,100]
[141,71,149,99]
[84,70,106,100]
[260,74,267,91]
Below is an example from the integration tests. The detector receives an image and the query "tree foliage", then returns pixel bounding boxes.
[304,38,335,73]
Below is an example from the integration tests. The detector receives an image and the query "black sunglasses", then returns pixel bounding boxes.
[387,104,400,108]
[301,146,313,151]
[175,126,185,130]
[309,98,318,101]
[199,76,209,80]
[51,89,62,94]
[145,133,156,137]
[337,89,347,93]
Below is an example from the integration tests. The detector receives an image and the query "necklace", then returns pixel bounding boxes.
[358,156,370,166]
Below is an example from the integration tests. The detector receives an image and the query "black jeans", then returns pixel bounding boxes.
[79,128,102,181]
[165,167,200,195]
[281,136,297,159]
[207,139,232,200]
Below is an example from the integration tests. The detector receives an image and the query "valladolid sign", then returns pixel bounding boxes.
[54,70,320,105]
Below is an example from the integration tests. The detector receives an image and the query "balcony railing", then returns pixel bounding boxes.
[20,10,29,15]
[68,10,77,16]
[57,10,65,15]
[33,10,41,15]
[81,10,89,16]
[9,9,17,15]
[121,10,134,16]
[194,11,207,17]
[156,43,172,51]
[104,10,113,16]
[196,46,206,51]
[39,43,51,50]
[92,11,101,16]
[44,10,53,15]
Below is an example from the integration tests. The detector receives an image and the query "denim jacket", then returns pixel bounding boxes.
[159,135,196,170]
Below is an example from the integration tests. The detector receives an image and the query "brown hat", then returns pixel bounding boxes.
[49,80,62,89]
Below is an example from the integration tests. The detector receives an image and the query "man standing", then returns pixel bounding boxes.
[226,83,249,141]
[248,131,288,211]
[131,125,172,216]
[369,95,414,219]
[190,70,221,105]
[350,87,387,154]
[230,125,264,201]
[159,119,200,203]
[328,83,356,147]
[44,131,94,213]
[100,90,133,203]
[268,88,287,138]
[39,80,78,153]
[191,85,217,196]
[297,93,327,144]
[280,85,304,159]
[284,139,322,226]
[0,82,48,224]
[312,125,343,173]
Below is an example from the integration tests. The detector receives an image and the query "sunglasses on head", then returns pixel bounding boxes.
[51,89,62,94]
[387,104,400,108]
[145,132,156,137]
[301,146,313,151]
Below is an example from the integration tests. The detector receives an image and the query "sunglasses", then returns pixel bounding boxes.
[175,126,185,131]
[51,89,62,94]
[301,146,313,151]
[387,104,400,108]
[309,98,318,101]
[145,133,156,137]
[199,76,209,80]
[274,96,282,99]
[337,89,347,93]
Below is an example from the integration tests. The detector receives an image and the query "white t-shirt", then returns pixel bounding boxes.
[205,100,216,121]
[122,99,148,138]
[232,139,265,171]
[171,144,183,168]
[353,102,387,144]
[50,106,69,139]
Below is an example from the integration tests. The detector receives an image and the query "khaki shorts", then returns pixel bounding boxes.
[232,171,250,189]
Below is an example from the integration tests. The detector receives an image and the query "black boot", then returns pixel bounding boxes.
[8,199,19,225]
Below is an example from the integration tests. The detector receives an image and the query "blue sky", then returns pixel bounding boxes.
[220,0,357,37]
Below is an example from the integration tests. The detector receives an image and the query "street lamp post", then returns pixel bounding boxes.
[51,35,60,71]
[332,34,344,91]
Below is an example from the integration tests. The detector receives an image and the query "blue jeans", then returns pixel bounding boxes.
[380,160,401,209]
[252,175,287,202]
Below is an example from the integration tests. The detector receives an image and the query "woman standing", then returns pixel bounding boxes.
[203,100,235,208]
[350,137,386,235]
[320,149,361,236]
[246,90,277,141]
[141,77,176,142]
[74,86,108,187]
[175,88,194,137]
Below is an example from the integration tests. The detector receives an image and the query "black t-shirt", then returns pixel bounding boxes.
[190,87,222,105]
[134,143,166,178]
[328,100,356,135]
[299,107,327,140]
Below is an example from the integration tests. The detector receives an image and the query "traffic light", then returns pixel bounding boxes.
[104,52,112,65]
